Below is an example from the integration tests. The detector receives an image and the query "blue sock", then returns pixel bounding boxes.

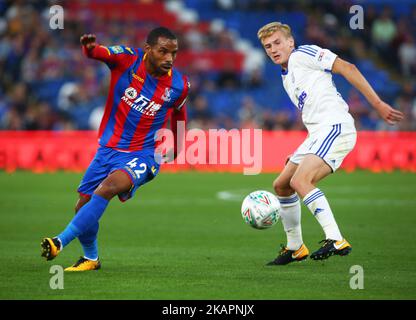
[78,222,99,260]
[57,194,109,248]
[82,239,98,260]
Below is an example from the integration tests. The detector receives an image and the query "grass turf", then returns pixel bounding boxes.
[0,171,415,300]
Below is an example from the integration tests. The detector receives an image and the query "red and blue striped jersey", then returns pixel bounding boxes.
[83,44,189,151]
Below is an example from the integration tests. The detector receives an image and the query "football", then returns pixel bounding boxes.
[241,190,280,229]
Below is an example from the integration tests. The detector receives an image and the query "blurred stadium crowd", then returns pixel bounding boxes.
[0,0,415,132]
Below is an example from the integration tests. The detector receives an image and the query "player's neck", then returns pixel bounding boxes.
[144,59,168,78]
[281,47,295,70]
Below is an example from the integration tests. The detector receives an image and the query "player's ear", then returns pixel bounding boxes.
[288,37,295,48]
[144,43,151,54]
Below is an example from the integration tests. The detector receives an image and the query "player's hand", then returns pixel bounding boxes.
[80,34,97,50]
[374,100,404,125]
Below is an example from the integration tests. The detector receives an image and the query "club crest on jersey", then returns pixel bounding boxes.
[125,87,138,100]
[122,87,162,117]
[161,88,172,102]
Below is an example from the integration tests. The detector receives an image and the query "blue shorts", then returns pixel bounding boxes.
[77,146,160,202]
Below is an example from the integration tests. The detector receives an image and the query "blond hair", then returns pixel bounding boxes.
[257,22,293,42]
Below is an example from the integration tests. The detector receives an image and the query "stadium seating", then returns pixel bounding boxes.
[0,0,414,131]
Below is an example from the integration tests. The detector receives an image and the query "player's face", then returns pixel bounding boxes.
[146,37,178,75]
[261,31,294,66]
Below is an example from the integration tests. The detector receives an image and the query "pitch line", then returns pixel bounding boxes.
[216,189,416,206]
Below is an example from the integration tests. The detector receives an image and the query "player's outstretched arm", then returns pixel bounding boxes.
[80,33,109,61]
[332,57,404,125]
[80,34,136,68]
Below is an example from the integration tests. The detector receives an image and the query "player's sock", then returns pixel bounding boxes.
[83,242,98,261]
[78,222,99,261]
[57,194,109,248]
[277,193,303,250]
[303,188,343,241]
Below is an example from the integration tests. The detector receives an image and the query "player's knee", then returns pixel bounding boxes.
[273,178,283,194]
[75,201,86,213]
[273,178,293,196]
[94,180,119,199]
[95,170,133,200]
[75,196,90,213]
[289,176,302,192]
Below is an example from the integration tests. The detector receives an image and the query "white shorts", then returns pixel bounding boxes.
[290,123,357,172]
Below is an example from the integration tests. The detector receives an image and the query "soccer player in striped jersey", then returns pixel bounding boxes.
[41,27,190,271]
[257,22,403,265]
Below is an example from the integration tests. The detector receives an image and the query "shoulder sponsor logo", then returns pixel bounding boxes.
[109,45,124,54]
[109,46,135,55]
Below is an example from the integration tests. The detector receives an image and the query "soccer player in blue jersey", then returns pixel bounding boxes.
[41,27,190,271]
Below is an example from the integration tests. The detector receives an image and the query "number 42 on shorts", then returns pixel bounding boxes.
[126,158,147,178]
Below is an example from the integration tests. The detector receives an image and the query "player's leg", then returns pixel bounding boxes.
[289,154,332,198]
[289,124,356,260]
[75,194,100,262]
[41,151,109,261]
[71,159,115,263]
[57,170,131,250]
[62,152,158,271]
[41,195,92,262]
[42,149,131,262]
[291,154,342,238]
[75,194,90,212]
[267,159,309,265]
[291,154,352,260]
[63,173,132,271]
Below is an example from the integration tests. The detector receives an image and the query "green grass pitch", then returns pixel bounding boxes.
[0,170,415,300]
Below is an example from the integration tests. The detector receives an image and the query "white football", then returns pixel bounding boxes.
[241,190,280,229]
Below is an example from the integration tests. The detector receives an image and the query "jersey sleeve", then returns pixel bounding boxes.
[173,76,190,111]
[293,45,338,72]
[82,44,139,70]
